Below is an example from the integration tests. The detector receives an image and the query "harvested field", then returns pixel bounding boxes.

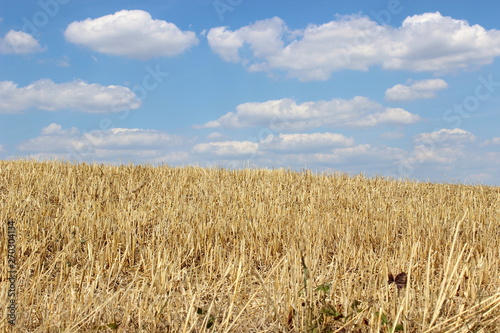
[1,160,499,332]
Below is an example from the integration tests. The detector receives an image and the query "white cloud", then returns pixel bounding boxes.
[207,132,227,140]
[385,79,448,101]
[195,97,420,130]
[18,124,185,162]
[0,79,140,113]
[411,145,465,164]
[0,30,43,54]
[0,144,6,153]
[207,12,500,81]
[399,128,476,165]
[348,108,421,127]
[41,123,79,136]
[58,55,70,67]
[190,138,407,172]
[207,26,245,62]
[12,125,499,184]
[245,143,408,173]
[193,141,258,157]
[64,9,198,59]
[481,137,500,146]
[410,79,448,91]
[310,144,407,165]
[392,129,500,184]
[414,128,476,145]
[465,173,493,184]
[261,132,354,153]
[18,124,80,153]
[82,128,184,149]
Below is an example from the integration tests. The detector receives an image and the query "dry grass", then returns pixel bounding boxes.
[0,159,499,332]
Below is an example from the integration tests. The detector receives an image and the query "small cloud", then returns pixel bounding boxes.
[18,124,185,162]
[207,131,226,140]
[260,132,354,153]
[414,128,475,145]
[41,123,77,135]
[404,128,476,165]
[195,97,420,131]
[411,145,463,164]
[58,55,70,67]
[310,144,406,165]
[348,108,421,127]
[385,79,448,102]
[465,173,492,184]
[480,137,500,146]
[0,30,43,54]
[65,9,199,59]
[193,141,258,157]
[0,79,141,113]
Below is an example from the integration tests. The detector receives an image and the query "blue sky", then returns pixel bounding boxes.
[1,0,499,185]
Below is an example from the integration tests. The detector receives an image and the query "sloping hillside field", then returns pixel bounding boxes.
[1,160,499,332]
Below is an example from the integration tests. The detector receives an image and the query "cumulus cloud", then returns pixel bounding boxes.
[190,136,407,171]
[245,143,408,173]
[18,124,80,153]
[385,79,448,101]
[410,145,462,164]
[480,137,500,146]
[207,26,245,62]
[207,17,285,63]
[207,132,227,140]
[18,124,185,161]
[0,30,43,54]
[465,173,494,183]
[195,97,420,130]
[192,141,258,157]
[260,132,354,153]
[13,125,498,183]
[64,10,198,59]
[414,128,476,145]
[82,128,184,149]
[309,144,407,166]
[0,79,140,113]
[391,128,500,184]
[400,128,476,165]
[207,12,500,81]
[41,123,78,136]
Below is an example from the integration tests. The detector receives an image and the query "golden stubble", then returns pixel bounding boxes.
[0,160,499,332]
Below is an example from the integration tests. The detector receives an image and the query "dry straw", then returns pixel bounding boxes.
[0,160,499,332]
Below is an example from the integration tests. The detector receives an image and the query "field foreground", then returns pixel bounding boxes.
[1,160,499,332]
